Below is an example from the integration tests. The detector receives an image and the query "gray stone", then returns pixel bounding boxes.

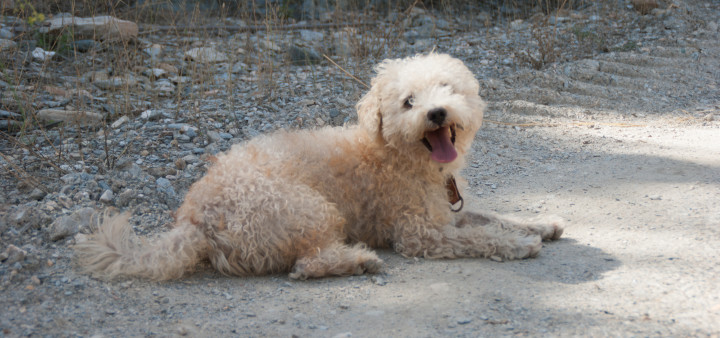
[299,29,324,42]
[49,207,96,241]
[99,189,114,203]
[41,15,138,42]
[184,47,229,63]
[231,61,246,74]
[0,28,12,39]
[0,38,17,51]
[156,177,176,197]
[36,109,104,126]
[0,244,26,264]
[115,189,135,207]
[29,188,47,201]
[71,39,98,53]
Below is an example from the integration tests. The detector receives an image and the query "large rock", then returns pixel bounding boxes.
[0,38,17,51]
[36,109,104,126]
[48,207,97,241]
[41,15,138,42]
[184,47,229,63]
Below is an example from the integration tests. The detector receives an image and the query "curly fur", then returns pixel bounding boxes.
[74,53,564,281]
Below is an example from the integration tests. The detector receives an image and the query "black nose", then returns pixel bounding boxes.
[427,108,447,126]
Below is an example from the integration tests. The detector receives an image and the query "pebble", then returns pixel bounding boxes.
[140,109,162,120]
[0,38,17,51]
[184,47,229,63]
[32,47,56,61]
[0,28,12,39]
[99,189,114,203]
[48,207,96,241]
[0,244,27,264]
[371,275,387,286]
[288,45,321,65]
[29,188,47,201]
[115,189,136,207]
[156,177,176,197]
[457,317,473,325]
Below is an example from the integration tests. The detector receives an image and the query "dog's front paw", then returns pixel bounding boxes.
[493,234,542,261]
[359,257,384,274]
[527,215,564,241]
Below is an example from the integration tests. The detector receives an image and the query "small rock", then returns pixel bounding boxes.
[32,47,56,61]
[457,317,473,325]
[371,275,387,286]
[0,38,17,51]
[156,177,176,197]
[49,207,96,241]
[154,79,175,96]
[29,188,47,201]
[41,15,138,42]
[703,114,714,122]
[490,255,503,262]
[147,166,177,178]
[182,154,200,164]
[8,204,50,231]
[111,115,129,128]
[71,39,98,53]
[140,109,161,121]
[299,29,324,42]
[207,130,225,143]
[260,40,282,52]
[142,68,168,78]
[99,190,114,204]
[648,195,662,200]
[94,74,138,90]
[115,189,135,207]
[36,109,104,126]
[0,28,12,39]
[184,47,229,63]
[0,244,27,264]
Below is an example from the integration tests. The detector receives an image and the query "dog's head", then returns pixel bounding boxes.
[357,54,485,168]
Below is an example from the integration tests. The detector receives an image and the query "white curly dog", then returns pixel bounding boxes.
[75,53,564,280]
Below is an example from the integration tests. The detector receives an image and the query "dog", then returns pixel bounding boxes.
[75,53,563,281]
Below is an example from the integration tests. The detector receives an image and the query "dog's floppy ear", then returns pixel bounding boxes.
[356,86,382,139]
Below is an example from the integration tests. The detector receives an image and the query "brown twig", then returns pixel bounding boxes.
[322,54,369,89]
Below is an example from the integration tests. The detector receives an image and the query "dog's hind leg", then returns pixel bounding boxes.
[289,242,383,280]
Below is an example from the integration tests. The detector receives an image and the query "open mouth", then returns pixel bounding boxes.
[422,124,457,163]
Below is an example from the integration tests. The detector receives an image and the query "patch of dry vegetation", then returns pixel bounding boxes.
[0,0,578,191]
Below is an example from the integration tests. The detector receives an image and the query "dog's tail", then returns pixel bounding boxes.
[74,211,207,281]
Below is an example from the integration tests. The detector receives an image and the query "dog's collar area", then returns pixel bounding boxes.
[446,175,464,212]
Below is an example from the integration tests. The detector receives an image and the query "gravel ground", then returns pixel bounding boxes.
[1,0,719,336]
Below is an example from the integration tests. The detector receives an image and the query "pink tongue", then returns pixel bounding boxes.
[425,126,457,163]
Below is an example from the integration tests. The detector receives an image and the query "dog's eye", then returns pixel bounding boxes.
[403,96,414,109]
